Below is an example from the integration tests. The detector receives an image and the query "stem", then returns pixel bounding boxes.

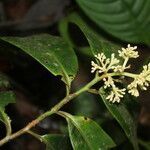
[123,57,129,68]
[27,130,43,142]
[87,89,99,95]
[5,118,12,137]
[123,72,138,78]
[0,110,12,136]
[0,75,102,146]
[110,72,138,78]
[0,71,138,146]
[66,85,70,96]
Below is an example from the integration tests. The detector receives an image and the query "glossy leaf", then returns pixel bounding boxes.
[60,13,119,58]
[60,111,116,150]
[76,0,150,45]
[42,134,71,150]
[1,34,78,86]
[99,88,139,150]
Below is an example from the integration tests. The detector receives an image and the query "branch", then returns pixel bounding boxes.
[0,75,102,146]
[0,71,138,146]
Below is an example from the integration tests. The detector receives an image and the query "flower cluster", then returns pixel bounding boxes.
[91,44,150,103]
[91,53,119,73]
[128,63,150,97]
[103,77,126,103]
[118,44,139,59]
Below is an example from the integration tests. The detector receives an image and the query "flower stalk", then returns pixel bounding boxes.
[91,44,150,103]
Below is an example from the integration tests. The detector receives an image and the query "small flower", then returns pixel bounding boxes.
[91,53,119,74]
[91,61,101,73]
[128,63,150,96]
[106,87,126,103]
[103,76,126,103]
[107,53,120,70]
[118,44,139,59]
[113,65,130,72]
[90,45,149,103]
[103,76,114,88]
[128,88,139,97]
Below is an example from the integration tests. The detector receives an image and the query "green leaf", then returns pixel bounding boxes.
[78,46,93,57]
[42,134,71,150]
[63,13,119,57]
[0,109,11,129]
[99,88,139,150]
[0,91,15,135]
[58,18,74,48]
[0,34,78,86]
[60,111,116,150]
[76,0,150,45]
[0,91,15,110]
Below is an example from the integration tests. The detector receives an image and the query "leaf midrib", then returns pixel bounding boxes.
[68,117,93,150]
[46,52,70,85]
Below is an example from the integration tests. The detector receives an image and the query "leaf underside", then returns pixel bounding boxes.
[1,34,78,85]
[42,134,72,150]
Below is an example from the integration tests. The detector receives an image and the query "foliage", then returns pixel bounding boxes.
[76,0,150,45]
[0,0,149,150]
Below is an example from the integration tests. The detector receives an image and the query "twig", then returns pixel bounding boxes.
[0,75,102,146]
[0,71,136,146]
[27,130,43,142]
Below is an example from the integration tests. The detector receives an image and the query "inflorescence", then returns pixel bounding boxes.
[91,44,150,103]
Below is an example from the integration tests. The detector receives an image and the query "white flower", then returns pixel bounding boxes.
[128,63,150,96]
[128,88,139,97]
[91,61,101,73]
[107,53,120,70]
[91,51,129,103]
[103,76,114,88]
[91,53,119,74]
[142,63,150,82]
[113,65,130,72]
[106,87,126,103]
[90,45,149,103]
[118,44,139,59]
[103,76,126,103]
